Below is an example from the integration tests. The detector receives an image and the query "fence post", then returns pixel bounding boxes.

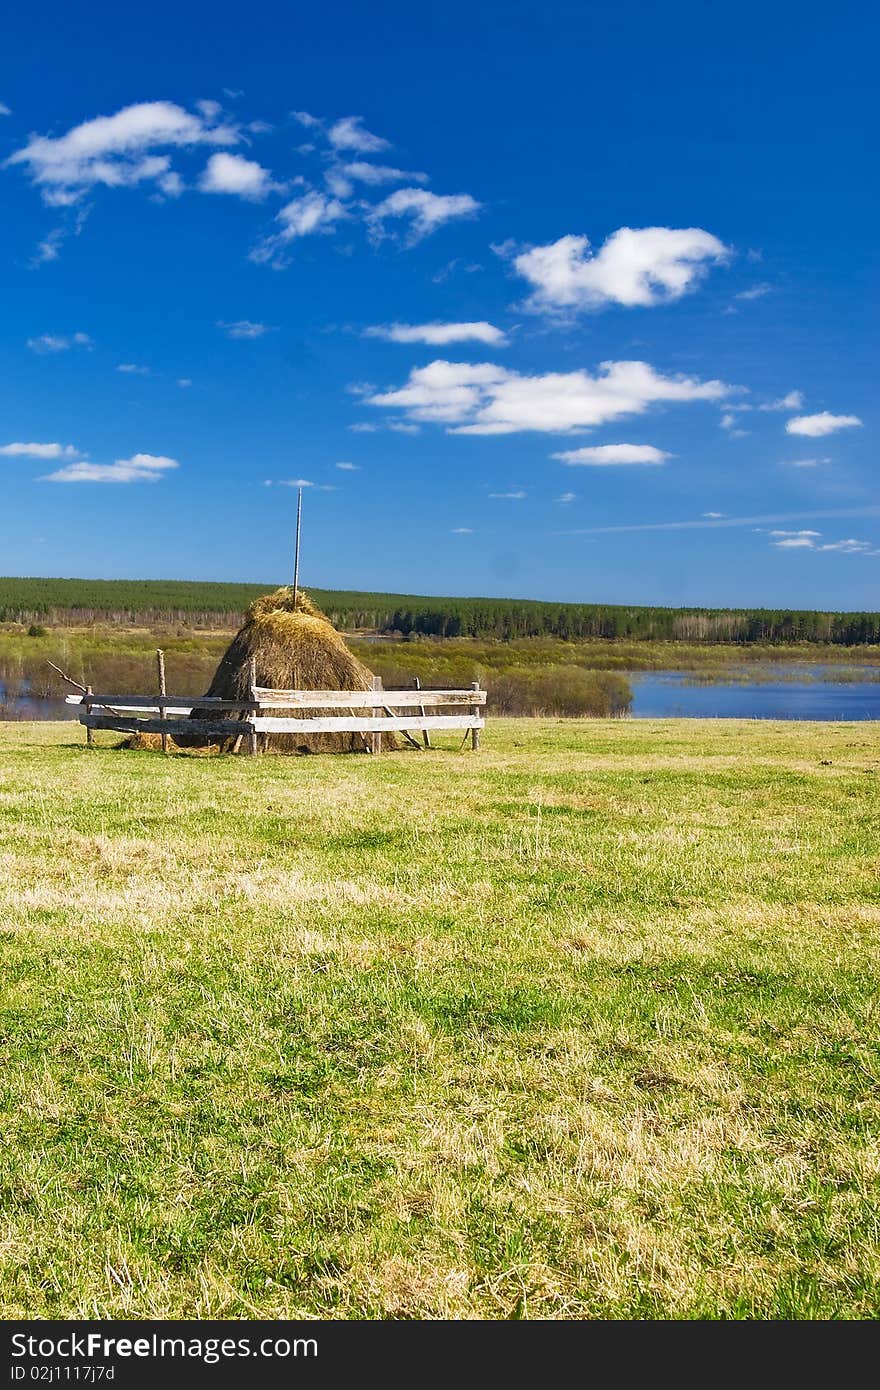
[371,676,383,755]
[248,656,259,755]
[470,680,481,751]
[414,676,431,748]
[156,649,168,754]
[85,684,94,746]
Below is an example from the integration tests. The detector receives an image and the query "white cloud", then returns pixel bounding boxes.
[327,116,390,153]
[819,538,878,553]
[342,161,427,186]
[324,167,353,198]
[335,461,359,470]
[364,321,507,346]
[734,283,772,301]
[782,457,830,468]
[490,489,526,499]
[388,421,420,434]
[720,411,749,438]
[369,359,729,435]
[759,390,804,411]
[553,443,670,466]
[250,191,346,266]
[27,331,92,353]
[508,226,729,315]
[7,100,239,205]
[556,492,576,504]
[29,206,91,268]
[770,530,877,554]
[116,362,150,375]
[293,111,392,160]
[270,478,336,491]
[0,441,78,459]
[178,378,192,388]
[41,453,178,483]
[0,102,11,116]
[348,422,379,433]
[217,320,270,339]
[277,192,345,236]
[563,506,880,536]
[31,228,66,265]
[368,188,480,244]
[199,151,274,200]
[786,412,862,437]
[451,526,474,533]
[702,511,724,518]
[158,170,184,197]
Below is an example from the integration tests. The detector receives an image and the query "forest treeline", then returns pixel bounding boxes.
[1,576,878,645]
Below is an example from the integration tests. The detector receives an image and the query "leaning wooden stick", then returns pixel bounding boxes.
[384,704,423,750]
[46,660,88,694]
[46,661,124,721]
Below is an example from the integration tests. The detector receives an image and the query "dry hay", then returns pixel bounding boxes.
[185,587,396,754]
[121,730,177,752]
[118,731,216,755]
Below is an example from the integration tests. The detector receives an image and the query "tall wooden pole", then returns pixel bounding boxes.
[248,656,258,756]
[157,649,168,754]
[292,486,303,607]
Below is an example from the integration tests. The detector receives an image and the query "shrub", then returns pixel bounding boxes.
[487,665,632,717]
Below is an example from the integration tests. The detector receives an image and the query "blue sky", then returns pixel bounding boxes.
[1,0,876,607]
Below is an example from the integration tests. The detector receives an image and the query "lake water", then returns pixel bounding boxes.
[0,691,73,720]
[3,667,879,723]
[629,669,880,720]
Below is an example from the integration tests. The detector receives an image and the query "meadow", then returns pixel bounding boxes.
[0,718,878,1318]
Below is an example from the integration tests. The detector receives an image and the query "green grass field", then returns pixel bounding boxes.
[1,719,878,1319]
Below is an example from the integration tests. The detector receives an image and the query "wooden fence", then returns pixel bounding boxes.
[66,660,485,754]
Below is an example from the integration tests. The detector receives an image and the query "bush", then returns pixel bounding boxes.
[360,643,632,717]
[27,624,48,638]
[487,665,632,717]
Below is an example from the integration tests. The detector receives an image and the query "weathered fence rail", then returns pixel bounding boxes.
[67,669,485,753]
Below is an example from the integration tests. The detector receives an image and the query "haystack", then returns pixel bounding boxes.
[187,587,394,753]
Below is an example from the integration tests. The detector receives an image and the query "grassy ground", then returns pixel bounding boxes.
[0,718,878,1319]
